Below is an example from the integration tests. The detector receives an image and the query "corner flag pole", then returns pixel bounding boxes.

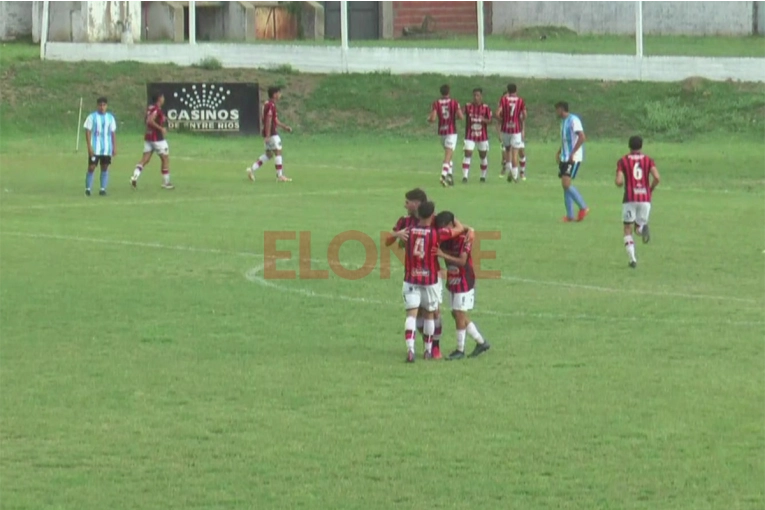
[76,97,83,152]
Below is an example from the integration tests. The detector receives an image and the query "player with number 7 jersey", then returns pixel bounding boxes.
[616,136,661,268]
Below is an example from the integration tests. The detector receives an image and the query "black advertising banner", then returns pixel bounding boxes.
[146,82,260,134]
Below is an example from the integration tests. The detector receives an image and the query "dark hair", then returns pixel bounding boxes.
[405,188,427,202]
[555,101,569,112]
[268,86,281,99]
[97,96,108,104]
[150,93,164,104]
[434,210,455,228]
[507,83,517,93]
[473,88,483,94]
[629,135,643,151]
[417,201,435,220]
[440,84,450,96]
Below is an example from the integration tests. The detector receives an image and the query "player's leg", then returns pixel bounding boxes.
[85,156,97,196]
[622,204,638,267]
[403,282,422,362]
[478,142,489,182]
[420,287,438,359]
[271,136,290,182]
[132,144,153,188]
[98,157,111,195]
[158,142,173,189]
[462,140,474,183]
[519,146,527,179]
[559,167,576,222]
[431,275,444,358]
[247,146,273,181]
[567,163,589,220]
[636,203,651,243]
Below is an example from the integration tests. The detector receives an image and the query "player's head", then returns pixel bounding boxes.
[555,101,569,118]
[434,211,455,229]
[151,93,165,107]
[629,135,643,152]
[440,84,450,97]
[268,86,282,101]
[96,97,108,113]
[417,201,436,221]
[404,188,427,216]
[507,83,517,94]
[472,88,483,104]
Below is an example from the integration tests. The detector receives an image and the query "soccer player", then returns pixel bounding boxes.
[400,201,465,363]
[462,88,492,183]
[428,84,463,187]
[247,86,293,182]
[555,101,589,222]
[131,93,174,190]
[83,97,116,196]
[496,83,526,183]
[387,188,447,359]
[435,211,490,359]
[616,136,660,268]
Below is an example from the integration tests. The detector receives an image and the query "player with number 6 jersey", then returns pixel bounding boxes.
[462,88,492,183]
[435,211,490,360]
[616,136,661,268]
[428,84,463,187]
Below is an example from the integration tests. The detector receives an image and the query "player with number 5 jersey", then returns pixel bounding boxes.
[616,136,661,268]
[428,84,463,187]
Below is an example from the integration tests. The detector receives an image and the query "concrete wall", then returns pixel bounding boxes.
[43,42,765,82]
[494,1,759,36]
[0,2,34,41]
[31,1,140,42]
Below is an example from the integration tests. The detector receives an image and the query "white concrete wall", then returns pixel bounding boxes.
[31,0,140,42]
[42,42,765,82]
[494,1,757,36]
[0,2,34,41]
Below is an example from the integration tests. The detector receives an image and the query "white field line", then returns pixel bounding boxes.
[3,231,763,317]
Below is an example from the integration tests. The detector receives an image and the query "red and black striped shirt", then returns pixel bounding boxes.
[617,152,655,203]
[144,105,166,142]
[440,233,475,293]
[464,103,492,142]
[432,98,459,135]
[404,226,453,285]
[498,94,525,134]
[261,100,278,137]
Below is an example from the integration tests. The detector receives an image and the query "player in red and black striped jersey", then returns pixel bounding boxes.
[435,211,490,359]
[131,92,174,190]
[496,83,526,182]
[428,84,464,187]
[461,88,492,183]
[616,136,660,268]
[399,201,466,362]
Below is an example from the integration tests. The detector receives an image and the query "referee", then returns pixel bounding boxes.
[84,97,117,196]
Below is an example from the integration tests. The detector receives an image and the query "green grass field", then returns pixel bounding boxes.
[1,47,764,509]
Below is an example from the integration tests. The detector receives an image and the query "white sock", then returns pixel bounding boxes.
[504,162,513,175]
[456,329,466,352]
[162,172,170,185]
[423,319,435,353]
[636,224,644,234]
[274,155,283,177]
[511,167,519,180]
[441,163,450,177]
[480,158,488,178]
[132,166,142,180]
[462,157,471,178]
[434,316,442,342]
[624,235,636,262]
[405,316,416,352]
[251,154,270,171]
[466,322,484,344]
[448,161,454,175]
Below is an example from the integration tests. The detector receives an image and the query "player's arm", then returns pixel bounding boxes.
[85,129,93,156]
[427,105,437,123]
[275,117,292,133]
[146,111,164,134]
[520,106,527,138]
[615,162,625,187]
[385,229,409,246]
[568,131,586,162]
[110,118,117,157]
[263,109,273,138]
[649,164,660,191]
[437,248,468,267]
[456,104,464,121]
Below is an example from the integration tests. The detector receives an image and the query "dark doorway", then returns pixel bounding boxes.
[324,1,380,40]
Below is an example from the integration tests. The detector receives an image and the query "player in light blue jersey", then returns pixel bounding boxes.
[555,101,589,222]
[84,97,117,196]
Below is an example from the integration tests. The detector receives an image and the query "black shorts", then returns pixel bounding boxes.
[88,155,112,167]
[558,161,581,178]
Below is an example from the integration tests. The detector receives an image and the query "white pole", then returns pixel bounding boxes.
[340,0,349,72]
[189,0,196,44]
[75,97,83,152]
[40,0,50,60]
[636,0,643,58]
[476,0,485,52]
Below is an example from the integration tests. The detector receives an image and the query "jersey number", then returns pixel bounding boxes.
[440,105,450,121]
[507,103,516,117]
[413,237,426,259]
[633,163,643,181]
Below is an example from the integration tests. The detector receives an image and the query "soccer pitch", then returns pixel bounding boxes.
[1,41,764,507]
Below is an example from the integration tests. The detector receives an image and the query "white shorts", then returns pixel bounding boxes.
[450,288,475,312]
[501,133,524,149]
[622,202,652,224]
[143,140,169,155]
[437,276,444,304]
[403,281,442,312]
[440,134,458,150]
[463,139,489,152]
[265,135,282,151]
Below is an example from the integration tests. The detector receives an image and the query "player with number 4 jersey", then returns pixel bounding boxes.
[428,84,463,187]
[616,136,661,268]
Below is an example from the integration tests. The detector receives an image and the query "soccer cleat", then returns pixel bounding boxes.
[447,350,465,360]
[162,183,175,190]
[468,342,491,358]
[423,350,433,360]
[577,207,590,222]
[562,216,575,223]
[521,171,527,181]
[130,178,137,189]
[246,167,255,181]
[440,175,448,187]
[406,350,415,363]
[629,260,637,269]
[462,177,468,184]
[85,189,91,196]
[447,174,455,186]
[432,346,442,359]
[641,224,651,244]
[99,190,107,196]
[276,175,292,182]
[480,177,486,183]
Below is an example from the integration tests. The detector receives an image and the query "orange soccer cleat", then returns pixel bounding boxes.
[577,207,590,222]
